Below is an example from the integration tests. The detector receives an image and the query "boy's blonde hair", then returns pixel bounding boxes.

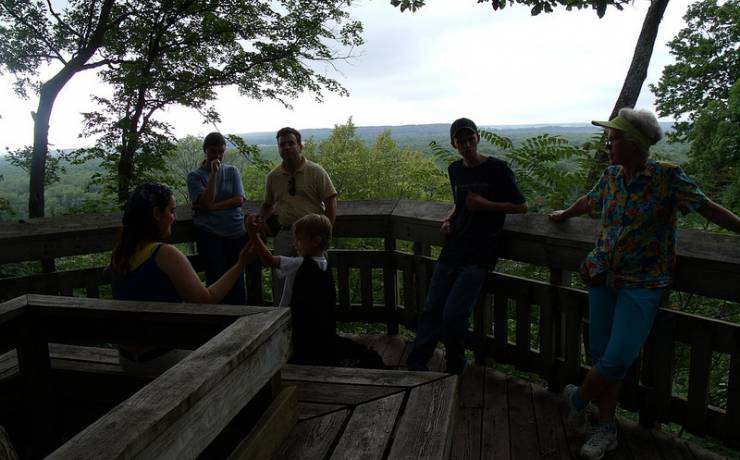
[293,213,332,251]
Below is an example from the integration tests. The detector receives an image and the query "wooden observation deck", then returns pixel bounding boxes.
[0,200,738,459]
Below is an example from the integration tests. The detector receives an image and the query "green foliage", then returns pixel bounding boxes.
[6,146,65,186]
[1,0,364,206]
[504,134,597,211]
[651,0,740,217]
[651,0,740,142]
[310,118,449,201]
[681,79,740,214]
[390,0,632,18]
[430,129,596,212]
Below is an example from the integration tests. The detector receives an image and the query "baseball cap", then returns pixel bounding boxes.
[450,118,478,142]
[591,115,652,149]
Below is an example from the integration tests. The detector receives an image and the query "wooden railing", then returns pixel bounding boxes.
[1,200,739,448]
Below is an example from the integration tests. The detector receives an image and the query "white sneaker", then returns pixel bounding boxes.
[580,425,618,459]
[563,384,589,436]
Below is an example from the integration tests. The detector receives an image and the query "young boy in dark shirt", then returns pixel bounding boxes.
[406,117,528,374]
[246,213,336,365]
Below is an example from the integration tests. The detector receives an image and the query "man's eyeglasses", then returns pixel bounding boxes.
[288,176,296,196]
[605,140,613,150]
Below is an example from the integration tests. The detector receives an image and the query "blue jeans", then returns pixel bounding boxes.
[195,227,247,305]
[588,286,663,382]
[407,262,487,374]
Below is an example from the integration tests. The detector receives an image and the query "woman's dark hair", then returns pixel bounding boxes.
[203,132,226,151]
[110,183,173,276]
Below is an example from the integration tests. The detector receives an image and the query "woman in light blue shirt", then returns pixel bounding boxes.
[186,132,247,304]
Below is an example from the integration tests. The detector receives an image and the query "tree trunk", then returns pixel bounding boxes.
[29,73,75,219]
[118,146,135,204]
[27,0,116,218]
[592,0,670,166]
[610,0,670,119]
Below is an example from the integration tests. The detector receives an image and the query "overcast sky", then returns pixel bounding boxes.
[0,0,692,150]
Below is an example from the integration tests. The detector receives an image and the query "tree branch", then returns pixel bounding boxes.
[0,4,68,64]
[46,0,84,41]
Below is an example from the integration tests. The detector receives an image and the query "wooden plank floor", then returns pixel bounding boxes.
[312,334,730,460]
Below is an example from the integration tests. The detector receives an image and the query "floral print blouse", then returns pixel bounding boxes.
[582,160,707,288]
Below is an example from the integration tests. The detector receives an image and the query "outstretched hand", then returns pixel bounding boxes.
[548,210,568,222]
[245,214,261,236]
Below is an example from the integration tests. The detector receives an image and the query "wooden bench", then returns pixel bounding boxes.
[0,295,293,459]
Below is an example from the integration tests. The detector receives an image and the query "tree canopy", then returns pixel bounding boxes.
[651,0,740,142]
[1,0,362,213]
[390,0,632,18]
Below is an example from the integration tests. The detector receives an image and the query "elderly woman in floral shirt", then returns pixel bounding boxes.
[549,108,740,460]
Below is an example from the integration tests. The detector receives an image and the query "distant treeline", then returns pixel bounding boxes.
[0,122,687,220]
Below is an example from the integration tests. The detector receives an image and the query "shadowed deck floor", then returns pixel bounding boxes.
[278,333,730,460]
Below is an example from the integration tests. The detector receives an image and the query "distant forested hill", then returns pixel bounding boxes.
[239,122,679,159]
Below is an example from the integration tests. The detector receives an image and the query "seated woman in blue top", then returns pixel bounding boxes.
[110,182,253,375]
[187,132,248,305]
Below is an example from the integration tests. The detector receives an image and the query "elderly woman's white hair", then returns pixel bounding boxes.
[618,108,663,146]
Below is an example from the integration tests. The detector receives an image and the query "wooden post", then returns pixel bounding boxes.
[640,310,675,428]
[547,268,572,392]
[16,317,55,458]
[473,291,492,366]
[384,237,399,335]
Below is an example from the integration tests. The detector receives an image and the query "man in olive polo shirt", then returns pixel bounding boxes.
[259,126,338,305]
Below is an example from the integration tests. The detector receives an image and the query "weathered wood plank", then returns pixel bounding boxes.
[26,295,270,350]
[540,286,557,390]
[531,384,571,460]
[286,380,406,406]
[48,309,291,460]
[473,294,491,366]
[515,291,532,370]
[686,323,713,436]
[507,379,539,460]
[337,258,351,309]
[642,311,676,427]
[0,349,18,383]
[383,238,399,335]
[297,402,348,421]
[561,290,583,384]
[388,375,457,460]
[459,365,485,409]
[360,265,373,310]
[650,427,696,460]
[492,291,508,363]
[481,369,510,460]
[16,316,55,458]
[226,385,298,460]
[450,407,481,460]
[273,409,349,460]
[282,364,448,387]
[330,392,404,460]
[619,418,662,460]
[48,343,120,364]
[726,340,740,449]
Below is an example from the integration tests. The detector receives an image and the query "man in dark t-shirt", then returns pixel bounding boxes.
[407,118,528,374]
